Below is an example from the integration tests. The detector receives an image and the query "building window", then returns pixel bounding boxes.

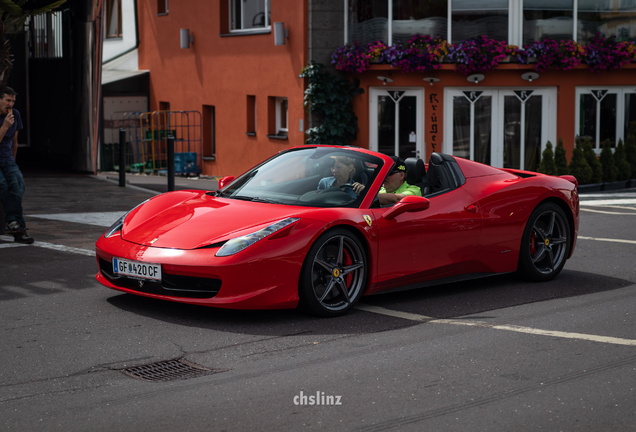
[576,87,636,152]
[203,105,216,159]
[105,0,122,38]
[267,96,288,139]
[158,0,168,15]
[27,12,64,58]
[345,0,636,46]
[247,95,256,135]
[230,0,270,32]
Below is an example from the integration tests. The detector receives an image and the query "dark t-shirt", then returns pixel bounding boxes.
[0,109,24,162]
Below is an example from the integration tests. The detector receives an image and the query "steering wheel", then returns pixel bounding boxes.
[339,183,354,189]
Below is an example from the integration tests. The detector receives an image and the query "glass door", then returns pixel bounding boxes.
[370,88,425,160]
[445,88,556,171]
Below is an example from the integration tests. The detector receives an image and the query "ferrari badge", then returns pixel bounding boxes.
[363,215,372,227]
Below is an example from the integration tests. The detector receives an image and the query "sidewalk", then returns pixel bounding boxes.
[0,170,217,250]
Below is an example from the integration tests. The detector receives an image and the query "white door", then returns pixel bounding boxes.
[369,88,425,160]
[445,88,556,171]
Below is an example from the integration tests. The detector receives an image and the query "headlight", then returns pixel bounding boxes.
[215,217,300,257]
[103,199,150,238]
[104,213,127,238]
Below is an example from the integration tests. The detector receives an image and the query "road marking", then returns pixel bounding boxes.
[356,305,636,346]
[581,208,636,215]
[580,198,636,206]
[578,236,636,245]
[0,242,29,249]
[28,211,125,227]
[0,235,95,256]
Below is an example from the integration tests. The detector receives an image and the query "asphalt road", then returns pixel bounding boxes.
[1,173,635,431]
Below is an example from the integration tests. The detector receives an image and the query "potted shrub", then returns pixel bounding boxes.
[331,43,373,73]
[583,137,603,190]
[614,139,632,187]
[522,39,585,73]
[555,137,568,176]
[625,133,636,188]
[569,136,593,188]
[537,141,557,175]
[600,139,623,190]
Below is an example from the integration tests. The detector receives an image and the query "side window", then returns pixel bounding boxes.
[158,0,168,15]
[230,0,270,31]
[105,0,122,38]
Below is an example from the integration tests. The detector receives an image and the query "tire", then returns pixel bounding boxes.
[517,202,571,282]
[298,228,367,317]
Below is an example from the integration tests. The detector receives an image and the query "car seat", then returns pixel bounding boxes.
[404,157,430,195]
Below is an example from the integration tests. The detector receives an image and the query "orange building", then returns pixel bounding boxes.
[135,0,636,176]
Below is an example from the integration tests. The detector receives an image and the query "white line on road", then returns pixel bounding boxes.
[580,198,636,206]
[0,235,95,256]
[578,236,636,245]
[581,208,636,215]
[356,305,636,346]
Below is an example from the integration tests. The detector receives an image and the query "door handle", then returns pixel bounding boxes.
[465,204,477,213]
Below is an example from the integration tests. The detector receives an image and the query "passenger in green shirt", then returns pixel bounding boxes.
[378,156,422,205]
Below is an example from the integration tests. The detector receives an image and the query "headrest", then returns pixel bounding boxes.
[405,157,426,185]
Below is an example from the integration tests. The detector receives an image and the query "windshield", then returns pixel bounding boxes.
[221,147,384,208]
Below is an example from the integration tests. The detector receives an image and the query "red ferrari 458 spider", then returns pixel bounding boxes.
[95,146,579,317]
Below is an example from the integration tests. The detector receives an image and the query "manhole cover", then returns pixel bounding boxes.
[121,359,218,382]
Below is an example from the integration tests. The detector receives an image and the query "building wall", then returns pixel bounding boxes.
[137,0,308,177]
[103,0,138,62]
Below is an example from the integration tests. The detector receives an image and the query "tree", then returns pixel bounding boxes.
[583,137,603,184]
[299,61,364,145]
[537,141,557,175]
[568,136,592,184]
[614,139,632,181]
[0,0,67,86]
[599,139,618,182]
[554,137,568,176]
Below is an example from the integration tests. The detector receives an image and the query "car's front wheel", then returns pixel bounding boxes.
[299,228,367,317]
[518,202,570,282]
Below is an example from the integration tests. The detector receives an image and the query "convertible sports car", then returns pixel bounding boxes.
[95,145,579,317]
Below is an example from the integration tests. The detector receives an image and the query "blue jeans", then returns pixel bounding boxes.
[0,160,26,229]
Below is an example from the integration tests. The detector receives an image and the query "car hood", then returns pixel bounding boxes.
[121,190,311,249]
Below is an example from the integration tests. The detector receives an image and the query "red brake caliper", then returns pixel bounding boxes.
[530,231,536,255]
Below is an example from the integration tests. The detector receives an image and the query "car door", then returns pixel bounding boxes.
[370,188,482,290]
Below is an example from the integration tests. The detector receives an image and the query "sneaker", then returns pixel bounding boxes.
[13,231,34,244]
[5,220,22,234]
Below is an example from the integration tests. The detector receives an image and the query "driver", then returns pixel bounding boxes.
[317,156,365,198]
[378,156,422,205]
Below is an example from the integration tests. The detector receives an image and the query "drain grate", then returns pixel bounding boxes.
[121,359,218,382]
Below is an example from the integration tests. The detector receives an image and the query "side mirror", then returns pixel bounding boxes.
[382,195,430,220]
[218,175,235,190]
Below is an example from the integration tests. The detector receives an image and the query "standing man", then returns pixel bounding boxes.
[378,156,422,205]
[0,87,33,244]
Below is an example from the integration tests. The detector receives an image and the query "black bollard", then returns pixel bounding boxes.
[167,135,175,192]
[119,128,126,187]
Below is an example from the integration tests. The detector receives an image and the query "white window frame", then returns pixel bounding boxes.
[368,87,425,159]
[275,97,288,135]
[444,87,556,169]
[230,0,270,33]
[343,0,629,45]
[575,86,636,153]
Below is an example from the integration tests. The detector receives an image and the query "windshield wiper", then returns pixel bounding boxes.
[232,195,277,204]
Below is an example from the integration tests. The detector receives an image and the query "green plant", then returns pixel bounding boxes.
[599,139,618,182]
[625,133,636,178]
[568,136,592,184]
[299,61,364,145]
[614,139,631,181]
[554,137,568,176]
[537,141,557,175]
[583,137,603,183]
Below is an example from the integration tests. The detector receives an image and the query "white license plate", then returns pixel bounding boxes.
[113,258,162,281]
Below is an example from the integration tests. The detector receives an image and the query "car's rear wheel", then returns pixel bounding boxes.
[299,228,367,317]
[518,202,570,282]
